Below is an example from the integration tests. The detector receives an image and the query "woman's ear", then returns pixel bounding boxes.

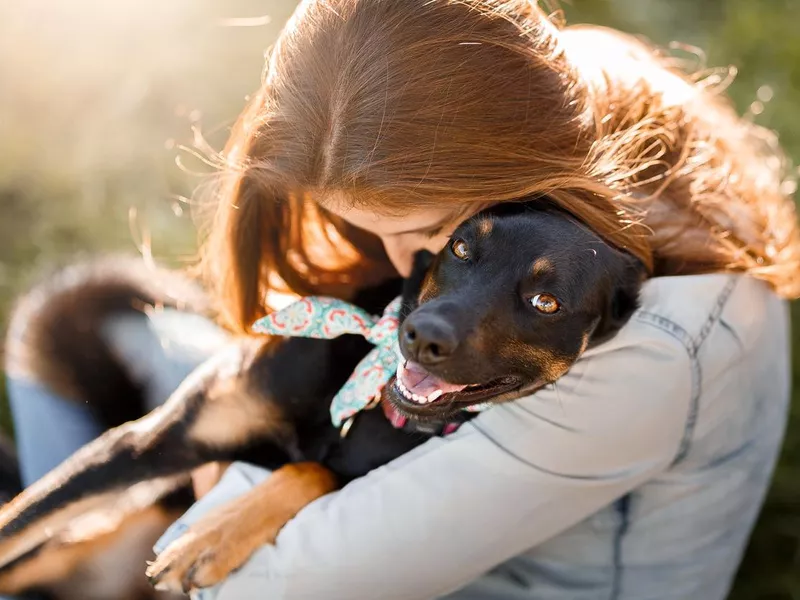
[592,251,646,344]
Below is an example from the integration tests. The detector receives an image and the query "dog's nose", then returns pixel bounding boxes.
[401,315,459,365]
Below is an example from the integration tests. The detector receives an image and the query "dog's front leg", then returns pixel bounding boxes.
[146,462,337,594]
[0,339,294,577]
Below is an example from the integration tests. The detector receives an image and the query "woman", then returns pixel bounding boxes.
[8,0,799,599]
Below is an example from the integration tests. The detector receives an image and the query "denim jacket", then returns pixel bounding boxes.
[154,274,790,600]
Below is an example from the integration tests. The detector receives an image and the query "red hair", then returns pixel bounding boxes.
[197,0,800,333]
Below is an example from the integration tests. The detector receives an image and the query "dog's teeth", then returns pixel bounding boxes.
[397,376,433,405]
[398,381,415,401]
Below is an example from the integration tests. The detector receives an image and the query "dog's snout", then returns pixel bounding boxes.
[401,315,459,365]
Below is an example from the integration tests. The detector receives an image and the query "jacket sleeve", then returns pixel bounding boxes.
[164,321,692,600]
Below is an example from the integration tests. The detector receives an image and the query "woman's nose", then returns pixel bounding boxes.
[381,237,415,277]
[382,234,450,278]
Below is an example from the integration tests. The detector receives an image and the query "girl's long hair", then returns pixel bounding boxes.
[199,0,800,333]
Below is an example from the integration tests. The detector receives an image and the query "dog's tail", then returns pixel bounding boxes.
[5,256,211,429]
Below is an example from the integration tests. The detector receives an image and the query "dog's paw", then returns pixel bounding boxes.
[145,505,265,594]
[146,463,338,593]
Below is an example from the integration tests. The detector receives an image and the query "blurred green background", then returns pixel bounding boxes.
[0,0,797,597]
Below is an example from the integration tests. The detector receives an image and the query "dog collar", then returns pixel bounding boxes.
[380,399,464,436]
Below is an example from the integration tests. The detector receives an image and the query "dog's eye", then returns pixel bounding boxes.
[529,293,560,314]
[451,239,470,261]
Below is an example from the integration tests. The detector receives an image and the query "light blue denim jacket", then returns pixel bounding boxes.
[152,274,790,600]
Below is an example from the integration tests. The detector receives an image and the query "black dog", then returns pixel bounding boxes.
[0,203,644,595]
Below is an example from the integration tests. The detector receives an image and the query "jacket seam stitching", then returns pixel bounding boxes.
[610,493,631,600]
[609,278,738,597]
[633,276,738,465]
[633,311,697,464]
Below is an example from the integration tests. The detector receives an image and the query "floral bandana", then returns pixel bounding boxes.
[252,296,403,427]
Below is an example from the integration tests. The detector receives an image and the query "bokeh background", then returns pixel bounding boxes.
[0,1,798,597]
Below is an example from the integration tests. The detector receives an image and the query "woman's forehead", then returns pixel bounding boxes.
[321,193,460,236]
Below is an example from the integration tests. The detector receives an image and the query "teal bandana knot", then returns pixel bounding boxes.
[252,296,403,427]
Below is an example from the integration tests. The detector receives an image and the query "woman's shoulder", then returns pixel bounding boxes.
[631,273,787,353]
[571,272,785,404]
[477,274,786,474]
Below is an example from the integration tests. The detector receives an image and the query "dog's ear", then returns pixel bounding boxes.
[591,250,646,344]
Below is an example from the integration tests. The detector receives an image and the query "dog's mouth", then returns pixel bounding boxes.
[391,359,522,413]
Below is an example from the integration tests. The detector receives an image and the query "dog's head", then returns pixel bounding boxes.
[386,204,646,421]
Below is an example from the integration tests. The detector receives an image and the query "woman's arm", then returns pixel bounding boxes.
[161,319,692,600]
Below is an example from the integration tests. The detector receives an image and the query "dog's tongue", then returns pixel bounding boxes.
[399,361,468,398]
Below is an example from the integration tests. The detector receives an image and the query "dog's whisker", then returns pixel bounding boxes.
[553,382,565,413]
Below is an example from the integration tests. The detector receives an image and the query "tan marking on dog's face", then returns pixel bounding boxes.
[496,342,574,383]
[531,258,553,278]
[476,218,493,238]
[418,269,440,304]
[578,332,591,356]
[540,355,573,382]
